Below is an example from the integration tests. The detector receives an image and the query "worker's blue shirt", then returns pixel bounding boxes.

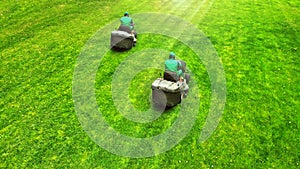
[120,16,133,27]
[165,59,181,72]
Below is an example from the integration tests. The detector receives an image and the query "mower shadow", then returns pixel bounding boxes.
[111,47,132,52]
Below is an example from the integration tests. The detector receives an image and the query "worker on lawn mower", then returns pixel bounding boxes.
[164,52,189,98]
[119,12,137,43]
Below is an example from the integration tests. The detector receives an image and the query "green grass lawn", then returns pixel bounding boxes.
[1,0,299,168]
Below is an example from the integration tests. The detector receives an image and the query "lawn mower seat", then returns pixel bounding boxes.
[118,25,131,34]
[163,71,179,82]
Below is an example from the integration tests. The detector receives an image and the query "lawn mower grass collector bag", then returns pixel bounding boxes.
[151,78,182,109]
[110,30,134,49]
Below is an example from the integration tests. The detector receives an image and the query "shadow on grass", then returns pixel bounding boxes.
[110,47,133,52]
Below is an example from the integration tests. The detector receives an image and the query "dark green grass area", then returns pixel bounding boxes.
[1,0,299,168]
